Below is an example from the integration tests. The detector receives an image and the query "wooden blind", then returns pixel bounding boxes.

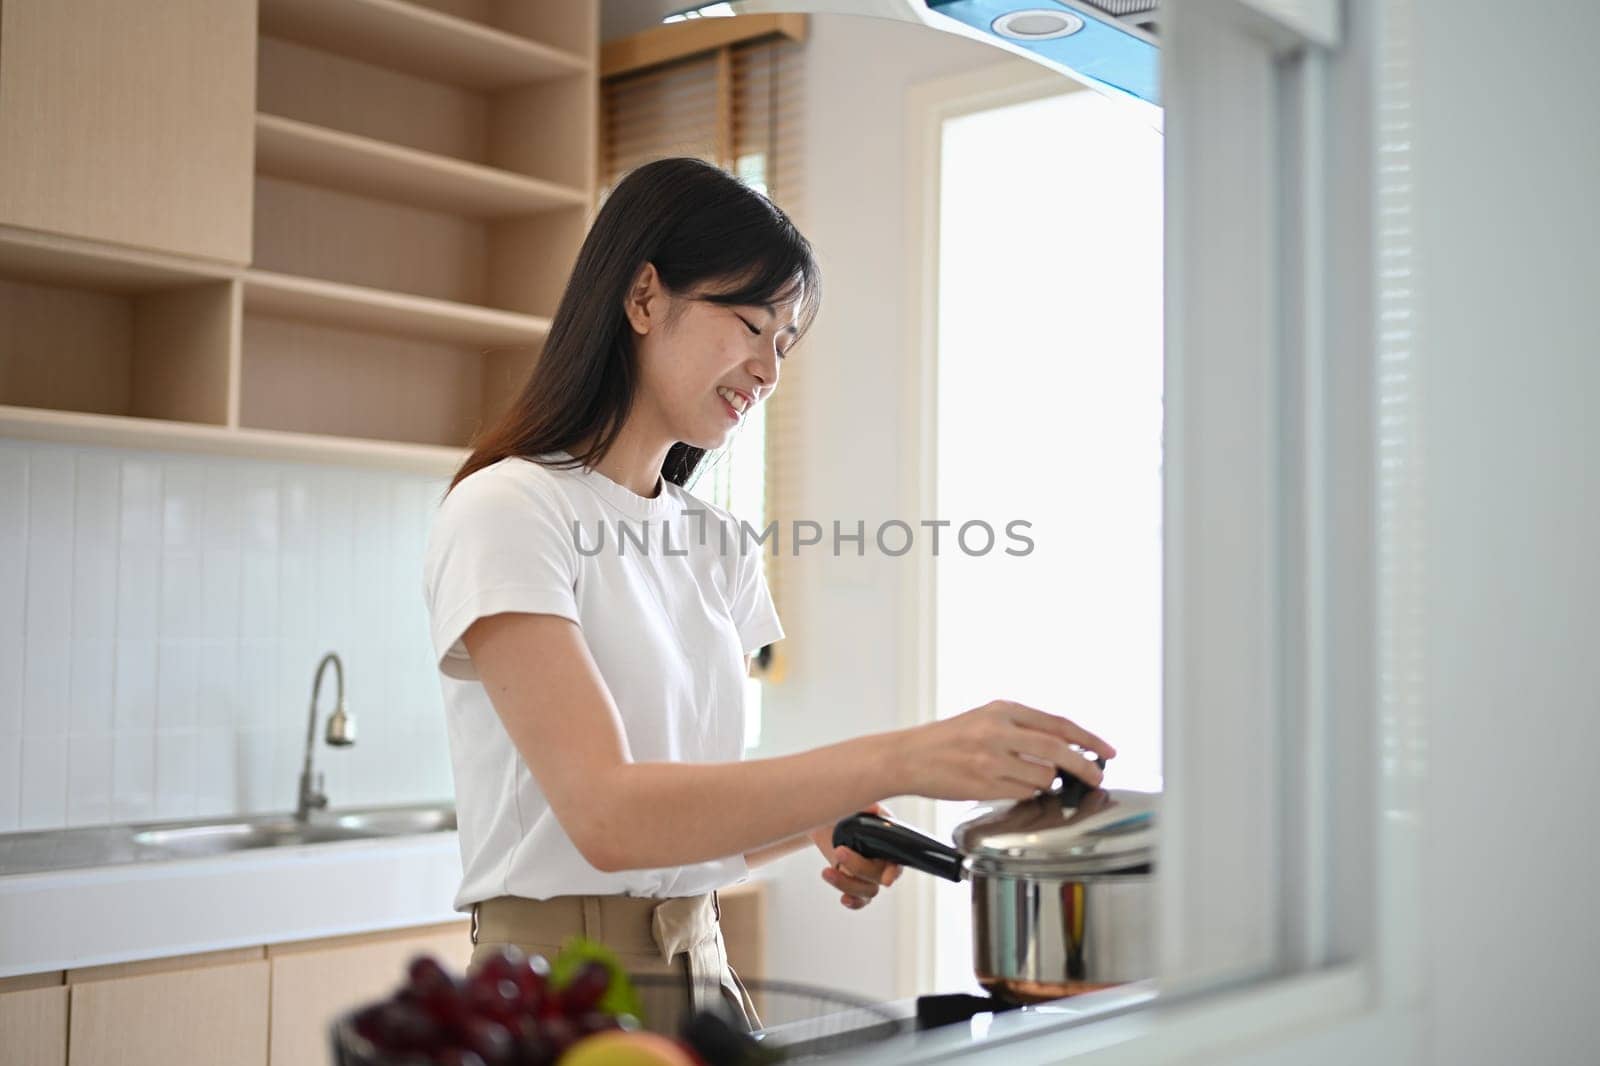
[602,29,807,683]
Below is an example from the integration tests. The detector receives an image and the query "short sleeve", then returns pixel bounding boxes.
[423,465,581,681]
[729,539,785,657]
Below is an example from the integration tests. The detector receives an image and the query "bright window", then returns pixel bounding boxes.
[931,88,1164,993]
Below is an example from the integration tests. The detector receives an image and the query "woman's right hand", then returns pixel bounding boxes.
[893,700,1117,801]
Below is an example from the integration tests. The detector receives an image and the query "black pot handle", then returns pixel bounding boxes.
[1055,754,1108,808]
[832,812,966,882]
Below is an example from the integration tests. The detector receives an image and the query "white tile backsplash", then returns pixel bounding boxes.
[237,639,279,731]
[0,734,20,831]
[197,640,239,730]
[67,733,114,826]
[68,637,115,737]
[0,439,452,832]
[19,733,68,829]
[154,729,197,820]
[156,638,201,733]
[160,547,205,640]
[111,729,156,823]
[113,638,159,733]
[239,467,279,553]
[71,456,120,641]
[235,726,276,812]
[23,450,74,741]
[194,727,236,818]
[161,463,204,551]
[0,452,26,745]
[116,460,162,640]
[239,550,280,641]
[202,546,242,643]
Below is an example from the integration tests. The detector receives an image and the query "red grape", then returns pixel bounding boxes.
[352,1004,386,1042]
[342,948,643,1066]
[460,1017,514,1064]
[466,977,521,1025]
[409,955,452,994]
[417,980,469,1026]
[512,1028,558,1066]
[558,961,611,1015]
[472,946,527,989]
[540,1015,580,1057]
[434,1052,487,1066]
[516,955,551,1009]
[372,1001,439,1052]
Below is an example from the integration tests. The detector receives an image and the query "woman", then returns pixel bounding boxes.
[422,157,1115,1026]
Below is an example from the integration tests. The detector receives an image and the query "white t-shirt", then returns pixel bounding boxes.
[422,452,785,909]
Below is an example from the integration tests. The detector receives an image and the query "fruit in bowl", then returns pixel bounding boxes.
[336,939,681,1066]
[558,1032,699,1066]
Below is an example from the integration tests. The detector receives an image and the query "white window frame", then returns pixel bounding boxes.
[880,0,1426,1060]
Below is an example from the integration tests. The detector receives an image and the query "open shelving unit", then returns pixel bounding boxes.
[240,270,553,347]
[0,0,599,474]
[254,114,589,219]
[258,0,592,90]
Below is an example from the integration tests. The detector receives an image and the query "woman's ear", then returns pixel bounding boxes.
[624,262,663,336]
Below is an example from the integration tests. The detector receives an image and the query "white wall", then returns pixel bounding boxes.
[1412,3,1600,1061]
[0,440,452,832]
[747,13,1037,1000]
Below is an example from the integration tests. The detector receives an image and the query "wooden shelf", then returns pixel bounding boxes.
[258,0,590,91]
[254,114,589,218]
[0,404,467,475]
[241,269,551,348]
[0,224,231,293]
[1,1,594,469]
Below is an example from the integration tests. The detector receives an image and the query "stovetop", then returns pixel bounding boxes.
[912,992,1025,1030]
[759,983,1161,1063]
[755,990,1033,1061]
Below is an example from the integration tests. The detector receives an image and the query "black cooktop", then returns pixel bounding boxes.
[913,992,1024,1031]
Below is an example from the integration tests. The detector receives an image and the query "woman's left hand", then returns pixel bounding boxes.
[807,803,902,910]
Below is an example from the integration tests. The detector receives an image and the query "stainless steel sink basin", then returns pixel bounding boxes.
[131,821,363,854]
[131,807,457,856]
[0,804,456,876]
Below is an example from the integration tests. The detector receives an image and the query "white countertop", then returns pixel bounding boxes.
[0,831,464,978]
[830,983,1161,1064]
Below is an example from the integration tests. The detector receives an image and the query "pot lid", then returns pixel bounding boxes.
[952,776,1158,875]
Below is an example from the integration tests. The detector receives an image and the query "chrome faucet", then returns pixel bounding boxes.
[296,652,356,822]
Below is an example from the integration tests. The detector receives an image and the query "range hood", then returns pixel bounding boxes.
[726,0,1160,124]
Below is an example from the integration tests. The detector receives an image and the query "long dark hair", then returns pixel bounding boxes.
[450,156,821,493]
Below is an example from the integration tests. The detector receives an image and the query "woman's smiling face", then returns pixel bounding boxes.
[624,262,801,450]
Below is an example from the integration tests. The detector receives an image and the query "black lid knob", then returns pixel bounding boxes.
[1055,754,1106,807]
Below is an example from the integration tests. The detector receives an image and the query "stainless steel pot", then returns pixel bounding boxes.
[833,761,1156,1003]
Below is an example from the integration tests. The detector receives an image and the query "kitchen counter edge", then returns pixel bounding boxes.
[0,830,464,978]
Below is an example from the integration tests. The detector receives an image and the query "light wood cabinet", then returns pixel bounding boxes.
[0,0,256,265]
[67,956,269,1066]
[0,262,238,427]
[243,0,596,449]
[1,886,766,1064]
[267,921,472,1066]
[0,0,600,473]
[0,973,68,1066]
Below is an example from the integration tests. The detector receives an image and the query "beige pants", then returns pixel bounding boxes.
[469,893,760,1033]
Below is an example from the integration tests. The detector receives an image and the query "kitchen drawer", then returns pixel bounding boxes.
[67,955,269,1066]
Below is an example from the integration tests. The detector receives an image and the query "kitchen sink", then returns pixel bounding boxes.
[131,807,457,856]
[131,820,368,854]
[0,803,456,876]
